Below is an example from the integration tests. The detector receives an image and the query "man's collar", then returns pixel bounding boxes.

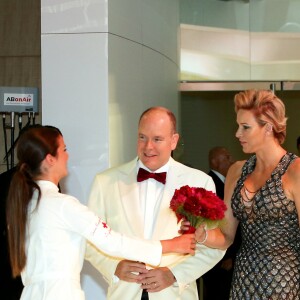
[211,169,225,183]
[137,159,170,173]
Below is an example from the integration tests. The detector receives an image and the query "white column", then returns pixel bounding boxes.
[41,1,109,298]
[41,1,179,299]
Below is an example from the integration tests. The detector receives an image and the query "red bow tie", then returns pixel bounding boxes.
[137,168,167,184]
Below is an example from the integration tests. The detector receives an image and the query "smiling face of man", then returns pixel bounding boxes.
[137,108,179,172]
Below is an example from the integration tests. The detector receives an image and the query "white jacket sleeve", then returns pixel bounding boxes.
[60,195,162,267]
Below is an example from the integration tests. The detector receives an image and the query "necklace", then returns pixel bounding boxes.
[243,185,259,202]
[240,186,255,212]
[244,185,258,194]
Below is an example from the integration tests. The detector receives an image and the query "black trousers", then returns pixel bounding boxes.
[141,289,149,300]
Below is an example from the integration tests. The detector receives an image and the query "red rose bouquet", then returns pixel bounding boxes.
[170,185,227,233]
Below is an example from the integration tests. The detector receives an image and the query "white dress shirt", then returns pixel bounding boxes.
[211,169,225,183]
[137,160,169,239]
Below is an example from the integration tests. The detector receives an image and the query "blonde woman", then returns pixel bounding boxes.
[184,90,300,299]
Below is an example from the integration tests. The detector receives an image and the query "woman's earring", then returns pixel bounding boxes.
[266,123,273,134]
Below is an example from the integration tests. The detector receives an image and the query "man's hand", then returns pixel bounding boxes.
[138,267,176,292]
[115,260,149,283]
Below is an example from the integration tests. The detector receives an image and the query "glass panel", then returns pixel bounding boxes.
[250,0,300,80]
[180,0,300,81]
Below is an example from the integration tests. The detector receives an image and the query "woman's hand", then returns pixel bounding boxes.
[161,234,196,255]
[171,234,196,255]
[180,220,229,249]
[195,224,207,244]
[180,220,207,244]
[179,219,191,234]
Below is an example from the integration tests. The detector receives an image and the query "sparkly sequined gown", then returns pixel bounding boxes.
[230,152,300,300]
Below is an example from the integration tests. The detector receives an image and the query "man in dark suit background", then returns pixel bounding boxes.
[207,147,233,200]
[200,146,241,300]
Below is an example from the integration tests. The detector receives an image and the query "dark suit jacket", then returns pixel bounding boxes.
[199,170,242,299]
[206,169,241,264]
[208,170,224,199]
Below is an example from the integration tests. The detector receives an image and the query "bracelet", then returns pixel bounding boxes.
[196,227,208,244]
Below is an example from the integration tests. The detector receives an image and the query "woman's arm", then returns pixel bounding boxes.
[190,161,245,249]
[284,157,300,226]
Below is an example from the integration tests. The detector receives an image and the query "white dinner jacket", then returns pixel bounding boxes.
[85,157,225,300]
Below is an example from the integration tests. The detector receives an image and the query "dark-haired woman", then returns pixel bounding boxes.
[6,126,195,300]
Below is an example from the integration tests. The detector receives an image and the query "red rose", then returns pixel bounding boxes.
[170,185,227,231]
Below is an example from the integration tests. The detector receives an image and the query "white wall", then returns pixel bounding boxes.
[41,1,179,299]
[108,0,180,165]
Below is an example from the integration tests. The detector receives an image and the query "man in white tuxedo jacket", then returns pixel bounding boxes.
[85,107,225,300]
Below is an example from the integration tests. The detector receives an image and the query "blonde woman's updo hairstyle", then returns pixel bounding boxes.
[234,89,287,144]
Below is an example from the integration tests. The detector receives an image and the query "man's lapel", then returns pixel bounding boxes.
[118,159,145,237]
[152,159,185,239]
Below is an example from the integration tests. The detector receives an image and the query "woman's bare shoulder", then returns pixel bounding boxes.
[227,160,246,179]
[225,160,246,194]
[286,156,300,180]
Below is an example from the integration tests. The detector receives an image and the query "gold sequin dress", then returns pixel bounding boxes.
[230,153,300,299]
